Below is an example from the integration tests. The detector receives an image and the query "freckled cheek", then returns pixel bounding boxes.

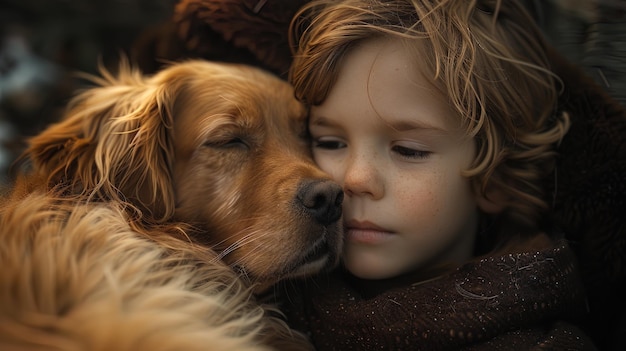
[393,176,442,222]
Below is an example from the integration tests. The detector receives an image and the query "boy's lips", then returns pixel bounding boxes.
[344,220,394,244]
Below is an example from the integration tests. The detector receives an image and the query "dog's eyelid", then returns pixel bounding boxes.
[203,137,249,150]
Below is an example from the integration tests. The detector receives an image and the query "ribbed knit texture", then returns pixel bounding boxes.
[282,242,596,350]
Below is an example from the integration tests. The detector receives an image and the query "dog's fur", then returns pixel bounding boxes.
[0,60,343,350]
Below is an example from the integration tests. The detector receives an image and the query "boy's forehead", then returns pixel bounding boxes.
[313,37,462,133]
[336,37,437,95]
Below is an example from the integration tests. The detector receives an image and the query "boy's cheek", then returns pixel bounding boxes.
[313,155,344,183]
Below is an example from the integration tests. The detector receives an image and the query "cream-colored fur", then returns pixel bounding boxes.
[0,190,277,351]
[0,60,343,350]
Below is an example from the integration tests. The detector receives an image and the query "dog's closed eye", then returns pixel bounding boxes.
[204,137,249,150]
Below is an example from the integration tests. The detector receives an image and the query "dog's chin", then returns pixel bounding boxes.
[241,228,342,289]
[285,225,344,280]
[292,240,339,277]
[249,246,341,294]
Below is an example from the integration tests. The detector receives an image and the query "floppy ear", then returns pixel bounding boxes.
[26,65,177,222]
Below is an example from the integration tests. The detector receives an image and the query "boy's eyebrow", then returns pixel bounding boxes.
[387,119,447,133]
[310,114,449,133]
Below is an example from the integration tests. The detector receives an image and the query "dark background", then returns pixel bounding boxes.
[0,0,177,178]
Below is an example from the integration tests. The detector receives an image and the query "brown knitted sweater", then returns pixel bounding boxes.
[280,241,596,350]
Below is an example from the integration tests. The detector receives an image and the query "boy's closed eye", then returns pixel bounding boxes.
[392,145,431,160]
[313,137,432,160]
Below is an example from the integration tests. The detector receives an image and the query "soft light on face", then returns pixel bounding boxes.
[309,38,480,279]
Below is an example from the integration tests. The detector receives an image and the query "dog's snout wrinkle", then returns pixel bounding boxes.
[297,180,343,225]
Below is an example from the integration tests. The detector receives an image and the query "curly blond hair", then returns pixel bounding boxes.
[289,0,570,229]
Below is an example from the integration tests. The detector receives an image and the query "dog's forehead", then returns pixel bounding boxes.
[213,70,307,133]
[169,62,308,148]
[240,93,308,142]
[174,84,306,149]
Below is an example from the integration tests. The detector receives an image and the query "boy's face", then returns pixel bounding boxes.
[308,38,480,279]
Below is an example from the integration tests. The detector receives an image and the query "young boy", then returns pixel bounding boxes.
[281,0,597,349]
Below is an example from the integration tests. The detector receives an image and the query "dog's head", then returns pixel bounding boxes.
[26,60,343,286]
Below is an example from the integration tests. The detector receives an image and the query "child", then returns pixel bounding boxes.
[279,0,597,349]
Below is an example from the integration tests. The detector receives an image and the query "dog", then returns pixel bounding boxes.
[0,60,343,350]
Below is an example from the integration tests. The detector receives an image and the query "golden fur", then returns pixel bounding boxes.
[0,60,343,350]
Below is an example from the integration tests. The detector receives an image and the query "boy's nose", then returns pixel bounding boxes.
[342,154,383,199]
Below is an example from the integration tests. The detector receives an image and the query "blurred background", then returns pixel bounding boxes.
[0,0,177,179]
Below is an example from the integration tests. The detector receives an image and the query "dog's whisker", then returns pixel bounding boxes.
[228,234,280,271]
[216,228,274,261]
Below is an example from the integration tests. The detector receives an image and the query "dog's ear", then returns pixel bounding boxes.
[26,63,177,222]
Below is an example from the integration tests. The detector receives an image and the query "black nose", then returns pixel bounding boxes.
[297,180,343,225]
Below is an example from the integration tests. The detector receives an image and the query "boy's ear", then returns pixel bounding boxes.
[475,182,507,214]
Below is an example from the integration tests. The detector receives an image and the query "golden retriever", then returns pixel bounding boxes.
[0,60,343,350]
